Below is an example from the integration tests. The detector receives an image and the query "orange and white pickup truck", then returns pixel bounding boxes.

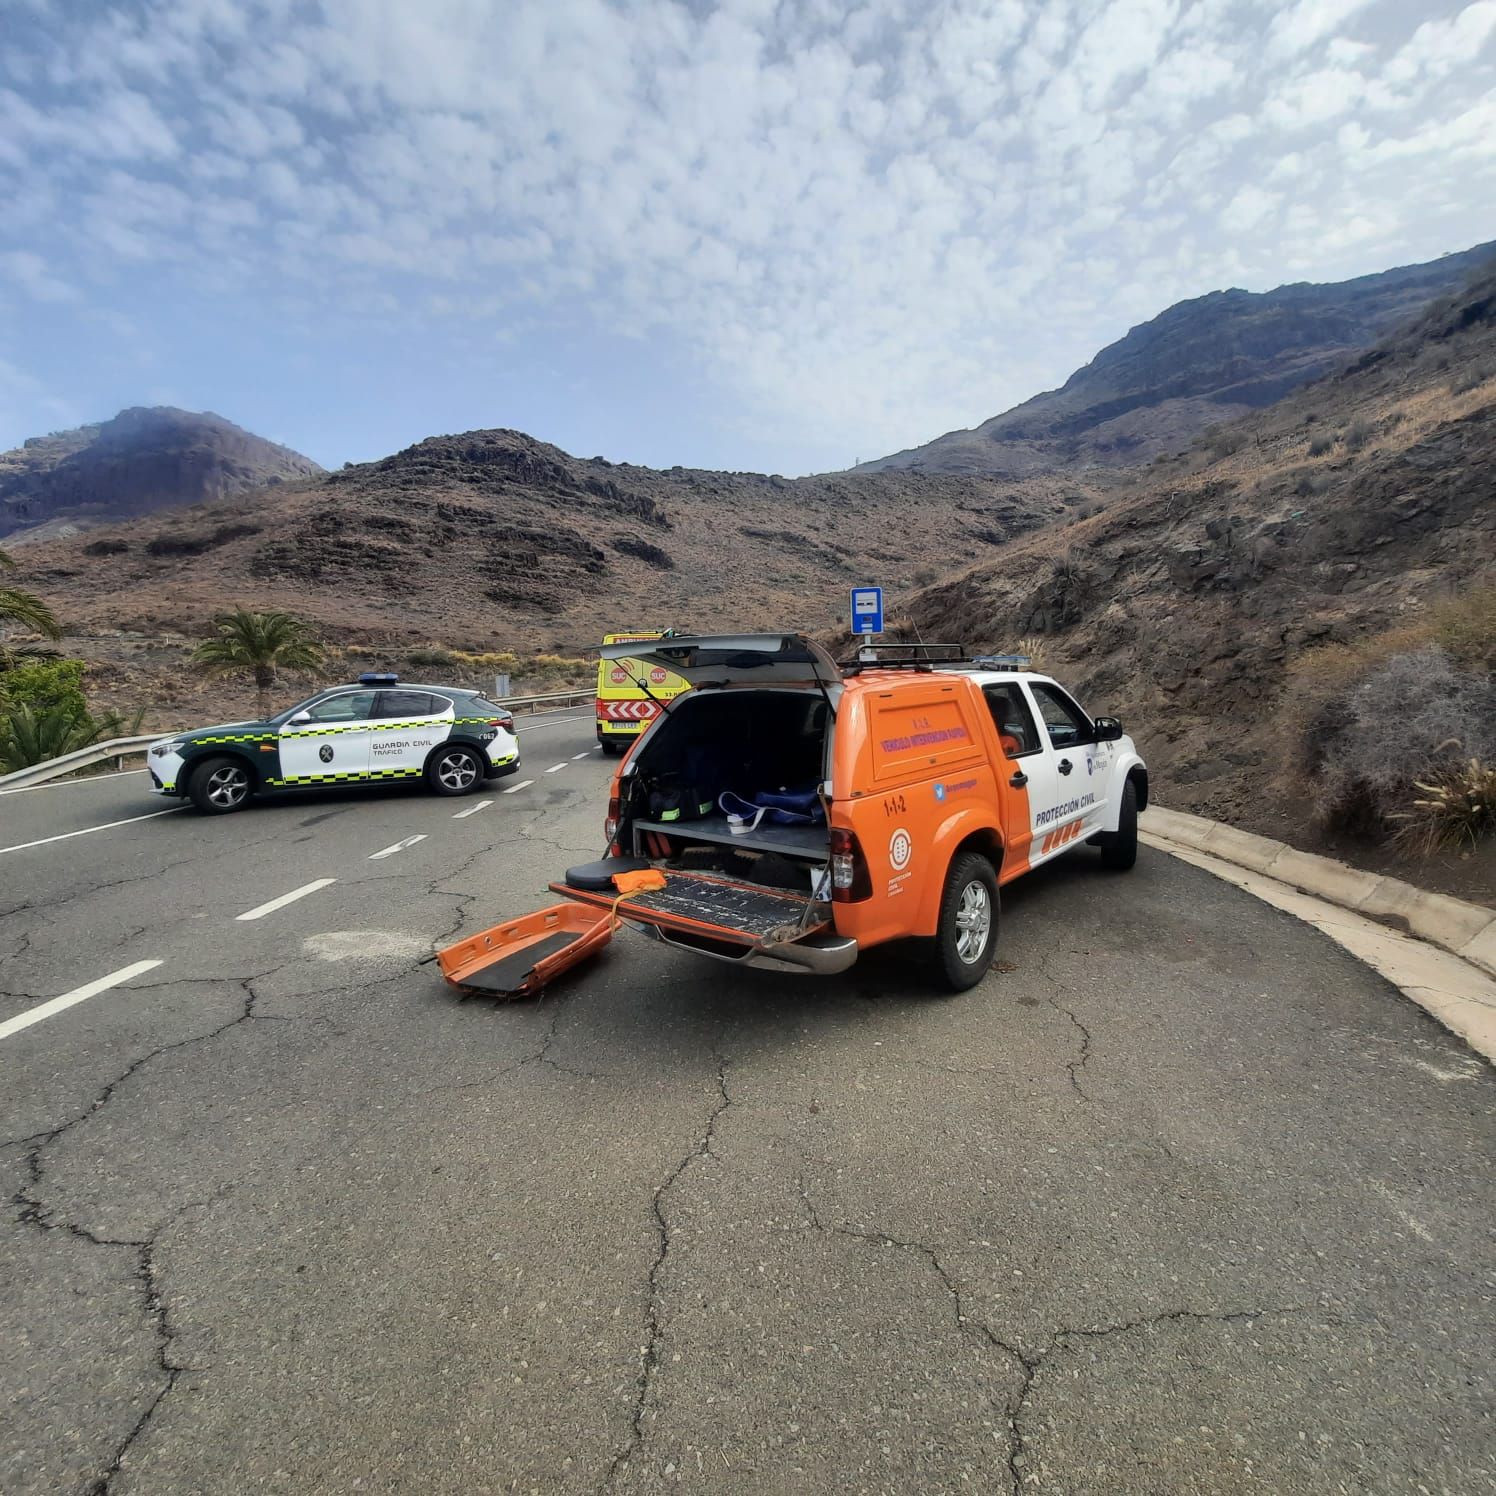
[553,634,1148,990]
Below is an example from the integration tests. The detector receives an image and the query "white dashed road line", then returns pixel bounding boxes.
[452,799,493,819]
[502,780,534,794]
[545,763,568,773]
[369,835,428,860]
[236,879,338,922]
[571,752,591,760]
[0,768,149,796]
[0,960,164,1043]
[0,806,185,857]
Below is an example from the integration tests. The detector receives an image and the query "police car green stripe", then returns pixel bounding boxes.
[147,674,521,815]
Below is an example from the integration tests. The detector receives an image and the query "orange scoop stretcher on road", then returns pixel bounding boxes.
[434,870,667,999]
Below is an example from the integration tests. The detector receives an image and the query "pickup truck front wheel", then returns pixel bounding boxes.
[1099,779,1138,870]
[933,852,999,992]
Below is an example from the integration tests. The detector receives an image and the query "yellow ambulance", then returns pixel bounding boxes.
[595,631,691,754]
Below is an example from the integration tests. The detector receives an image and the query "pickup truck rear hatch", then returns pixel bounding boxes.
[549,869,856,974]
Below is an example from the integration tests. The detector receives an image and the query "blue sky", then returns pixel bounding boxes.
[2,0,1493,476]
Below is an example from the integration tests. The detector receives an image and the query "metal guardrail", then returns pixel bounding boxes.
[498,689,593,715]
[0,734,168,793]
[0,693,596,792]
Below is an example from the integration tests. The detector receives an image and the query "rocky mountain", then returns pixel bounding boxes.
[0,407,323,541]
[896,258,1496,876]
[8,428,1084,656]
[858,241,1496,478]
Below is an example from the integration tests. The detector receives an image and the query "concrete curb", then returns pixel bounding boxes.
[1142,806,1496,979]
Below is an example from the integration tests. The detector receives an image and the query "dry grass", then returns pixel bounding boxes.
[1390,759,1496,854]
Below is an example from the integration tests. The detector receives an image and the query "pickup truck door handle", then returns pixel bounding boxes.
[1057,758,1073,776]
[1009,770,1028,788]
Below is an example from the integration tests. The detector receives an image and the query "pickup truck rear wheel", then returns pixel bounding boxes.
[1099,779,1138,870]
[933,852,999,991]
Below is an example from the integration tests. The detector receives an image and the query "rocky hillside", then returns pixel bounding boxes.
[8,430,1087,655]
[899,260,1496,879]
[859,241,1495,478]
[0,407,323,541]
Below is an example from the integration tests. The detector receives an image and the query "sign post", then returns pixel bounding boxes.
[850,586,884,637]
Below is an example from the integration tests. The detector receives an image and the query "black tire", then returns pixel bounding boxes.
[932,851,1000,992]
[1099,779,1138,870]
[426,744,483,796]
[600,738,625,756]
[188,754,253,815]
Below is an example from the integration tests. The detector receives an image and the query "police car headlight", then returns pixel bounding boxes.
[151,740,186,758]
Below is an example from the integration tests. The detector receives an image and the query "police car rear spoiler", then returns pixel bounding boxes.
[599,633,843,691]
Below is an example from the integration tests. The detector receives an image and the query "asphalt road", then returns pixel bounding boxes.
[2,706,1493,1495]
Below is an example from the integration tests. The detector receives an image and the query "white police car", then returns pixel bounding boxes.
[147,674,521,814]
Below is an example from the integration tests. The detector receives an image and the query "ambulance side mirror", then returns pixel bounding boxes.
[1093,716,1123,742]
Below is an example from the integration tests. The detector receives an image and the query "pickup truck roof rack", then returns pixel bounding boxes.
[838,641,966,675]
[967,653,1033,670]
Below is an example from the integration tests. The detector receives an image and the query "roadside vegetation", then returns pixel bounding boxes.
[1282,586,1496,856]
[396,644,592,694]
[0,549,147,772]
[192,607,327,716]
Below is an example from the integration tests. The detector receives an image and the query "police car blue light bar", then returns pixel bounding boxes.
[358,672,400,685]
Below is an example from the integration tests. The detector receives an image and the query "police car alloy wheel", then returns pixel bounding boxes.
[428,745,482,795]
[190,756,252,814]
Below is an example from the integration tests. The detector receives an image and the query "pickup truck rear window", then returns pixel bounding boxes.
[983,685,1041,757]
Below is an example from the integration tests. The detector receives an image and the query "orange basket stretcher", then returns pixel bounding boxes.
[435,902,615,999]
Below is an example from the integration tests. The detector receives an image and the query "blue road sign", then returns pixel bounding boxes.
[851,586,884,635]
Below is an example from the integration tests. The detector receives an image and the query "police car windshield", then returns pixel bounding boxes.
[271,691,331,723]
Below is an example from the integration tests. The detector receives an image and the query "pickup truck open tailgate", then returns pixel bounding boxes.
[549,870,857,975]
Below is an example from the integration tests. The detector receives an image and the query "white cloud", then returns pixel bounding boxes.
[1267,0,1377,60]
[0,0,1493,468]
[0,249,77,303]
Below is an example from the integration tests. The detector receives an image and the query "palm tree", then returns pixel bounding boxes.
[0,548,61,641]
[192,608,326,717]
[0,702,114,773]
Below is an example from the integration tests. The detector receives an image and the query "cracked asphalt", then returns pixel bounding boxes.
[2,708,1493,1494]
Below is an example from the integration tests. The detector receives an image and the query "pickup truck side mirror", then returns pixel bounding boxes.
[1093,716,1123,742]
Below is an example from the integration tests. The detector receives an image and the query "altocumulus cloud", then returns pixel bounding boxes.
[1,0,1493,470]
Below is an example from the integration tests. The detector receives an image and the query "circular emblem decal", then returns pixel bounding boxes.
[889,827,912,871]
[319,744,335,763]
[650,667,668,684]
[610,667,628,685]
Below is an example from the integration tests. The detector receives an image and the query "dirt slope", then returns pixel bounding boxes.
[898,261,1496,889]
[10,429,1088,656]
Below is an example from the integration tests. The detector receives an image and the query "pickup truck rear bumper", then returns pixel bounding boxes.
[636,920,859,975]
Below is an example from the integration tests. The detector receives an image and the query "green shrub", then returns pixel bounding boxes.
[406,645,458,667]
[1307,433,1336,457]
[0,657,88,723]
[0,702,118,772]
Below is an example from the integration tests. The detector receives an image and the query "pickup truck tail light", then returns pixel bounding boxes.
[830,827,872,902]
[605,792,621,855]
